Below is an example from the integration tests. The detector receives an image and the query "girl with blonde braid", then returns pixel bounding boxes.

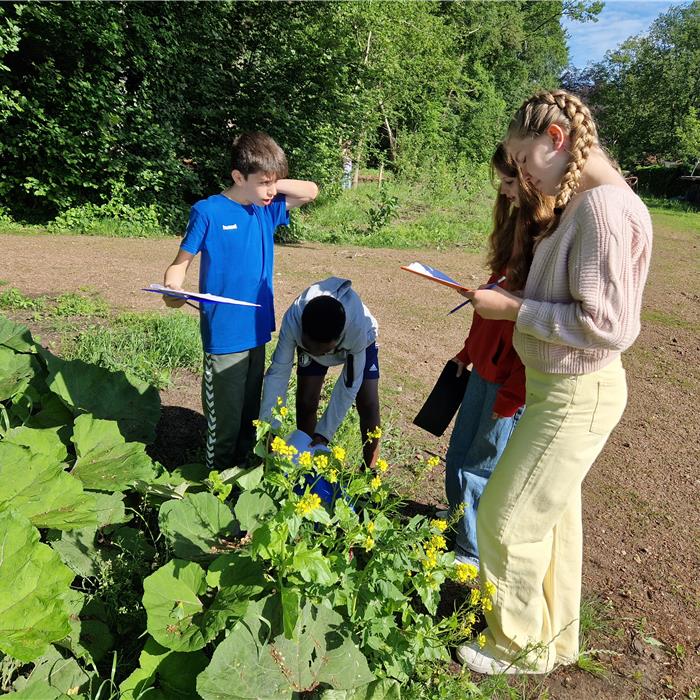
[455,90,653,674]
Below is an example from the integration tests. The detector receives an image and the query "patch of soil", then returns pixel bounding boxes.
[2,218,699,698]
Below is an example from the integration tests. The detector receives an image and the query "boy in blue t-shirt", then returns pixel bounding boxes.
[163,132,318,470]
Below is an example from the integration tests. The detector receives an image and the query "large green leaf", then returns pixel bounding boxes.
[41,348,160,443]
[196,600,374,699]
[50,528,100,578]
[142,559,247,652]
[3,425,69,462]
[0,443,97,530]
[233,489,277,534]
[11,644,90,696]
[0,345,36,401]
[120,637,208,700]
[71,414,157,491]
[0,511,74,661]
[292,541,338,586]
[159,492,237,562]
[0,314,36,353]
[320,680,402,700]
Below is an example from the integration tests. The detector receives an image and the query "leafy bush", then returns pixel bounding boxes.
[0,312,498,698]
[49,199,165,238]
[634,164,693,200]
[0,287,45,311]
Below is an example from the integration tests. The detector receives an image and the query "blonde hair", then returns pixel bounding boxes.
[507,90,598,214]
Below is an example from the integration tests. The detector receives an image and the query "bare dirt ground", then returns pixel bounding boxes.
[2,216,699,699]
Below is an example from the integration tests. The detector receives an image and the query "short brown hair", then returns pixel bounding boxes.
[231,132,288,178]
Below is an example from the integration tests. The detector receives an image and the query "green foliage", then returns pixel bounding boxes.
[366,189,400,235]
[0,287,45,311]
[60,311,201,389]
[0,2,581,230]
[583,1,700,166]
[42,348,161,444]
[0,511,74,661]
[294,172,494,249]
[52,291,109,318]
[635,165,693,200]
[675,107,700,165]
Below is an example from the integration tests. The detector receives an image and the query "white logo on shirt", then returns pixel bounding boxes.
[368,364,378,372]
[222,224,238,230]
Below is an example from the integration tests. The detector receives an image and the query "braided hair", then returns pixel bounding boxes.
[507,90,598,228]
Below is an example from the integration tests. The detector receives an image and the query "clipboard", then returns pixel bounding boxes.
[400,262,473,293]
[142,284,260,307]
[413,361,470,436]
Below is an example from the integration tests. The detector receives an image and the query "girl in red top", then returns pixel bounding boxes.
[445,144,553,568]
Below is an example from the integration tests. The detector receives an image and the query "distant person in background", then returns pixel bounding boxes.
[162,132,318,470]
[444,144,553,569]
[260,277,381,468]
[342,141,353,190]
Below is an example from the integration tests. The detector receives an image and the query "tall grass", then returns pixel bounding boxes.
[61,311,201,389]
[291,166,496,250]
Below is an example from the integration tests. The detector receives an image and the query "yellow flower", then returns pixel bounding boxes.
[366,521,375,534]
[295,492,322,517]
[370,475,382,490]
[271,436,298,459]
[331,445,346,462]
[423,548,438,571]
[363,535,375,551]
[481,596,493,612]
[327,468,338,484]
[298,451,313,468]
[429,535,447,551]
[376,458,389,473]
[276,396,283,406]
[252,419,262,427]
[469,588,481,606]
[366,426,382,440]
[431,518,448,533]
[279,406,288,418]
[426,455,440,469]
[314,453,329,472]
[477,633,487,648]
[455,562,478,584]
[484,580,496,598]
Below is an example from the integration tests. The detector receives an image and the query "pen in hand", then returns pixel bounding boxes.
[447,275,507,315]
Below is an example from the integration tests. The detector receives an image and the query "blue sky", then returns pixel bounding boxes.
[563,0,689,68]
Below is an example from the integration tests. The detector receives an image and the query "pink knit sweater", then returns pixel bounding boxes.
[514,185,653,374]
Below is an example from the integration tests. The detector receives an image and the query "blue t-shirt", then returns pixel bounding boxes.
[180,192,289,354]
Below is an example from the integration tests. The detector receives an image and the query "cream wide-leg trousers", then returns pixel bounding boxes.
[476,357,627,672]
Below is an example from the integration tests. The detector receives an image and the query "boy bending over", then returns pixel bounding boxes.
[260,277,380,468]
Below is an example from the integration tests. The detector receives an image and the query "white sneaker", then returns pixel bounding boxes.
[456,640,545,675]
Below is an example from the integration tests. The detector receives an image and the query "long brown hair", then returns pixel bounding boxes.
[486,144,554,291]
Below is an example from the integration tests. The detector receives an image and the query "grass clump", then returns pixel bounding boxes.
[52,290,110,318]
[61,311,201,389]
[0,287,46,311]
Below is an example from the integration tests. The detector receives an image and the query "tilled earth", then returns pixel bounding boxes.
[3,215,699,699]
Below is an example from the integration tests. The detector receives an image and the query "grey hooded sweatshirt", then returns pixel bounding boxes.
[260,277,378,440]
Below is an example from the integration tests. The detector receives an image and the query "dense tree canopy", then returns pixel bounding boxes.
[0,1,594,228]
[565,1,700,168]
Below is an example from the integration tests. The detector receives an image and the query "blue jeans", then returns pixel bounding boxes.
[445,368,523,566]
